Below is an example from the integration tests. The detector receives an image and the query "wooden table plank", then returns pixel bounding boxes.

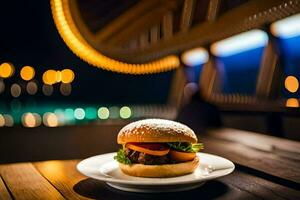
[0,163,64,200]
[219,171,300,200]
[34,160,89,200]
[202,136,300,185]
[0,176,12,200]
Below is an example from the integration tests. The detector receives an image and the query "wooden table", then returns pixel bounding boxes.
[1,128,300,200]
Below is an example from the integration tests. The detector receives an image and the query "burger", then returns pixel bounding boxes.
[114,119,203,178]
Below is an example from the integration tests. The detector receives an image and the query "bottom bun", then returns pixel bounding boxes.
[119,156,200,178]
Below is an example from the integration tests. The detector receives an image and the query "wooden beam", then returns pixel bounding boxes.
[150,25,160,44]
[206,0,221,21]
[162,12,174,39]
[180,0,196,31]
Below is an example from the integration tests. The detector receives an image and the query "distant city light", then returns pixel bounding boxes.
[64,108,74,121]
[120,106,132,119]
[60,83,72,96]
[43,112,59,127]
[26,81,38,95]
[98,107,109,119]
[271,13,300,39]
[211,29,268,57]
[0,114,5,127]
[3,114,14,127]
[43,70,57,85]
[74,108,85,120]
[285,76,299,93]
[181,47,209,67]
[42,84,54,96]
[0,62,14,78]
[109,106,119,119]
[286,98,299,108]
[61,69,75,83]
[11,83,21,98]
[85,107,97,120]
[22,113,41,128]
[0,80,5,94]
[20,66,35,81]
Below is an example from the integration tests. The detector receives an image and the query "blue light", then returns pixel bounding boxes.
[271,13,300,39]
[211,30,268,57]
[181,47,209,67]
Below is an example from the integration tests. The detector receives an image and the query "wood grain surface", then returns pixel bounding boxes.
[0,128,300,200]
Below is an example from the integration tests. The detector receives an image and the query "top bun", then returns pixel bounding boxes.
[117,119,197,144]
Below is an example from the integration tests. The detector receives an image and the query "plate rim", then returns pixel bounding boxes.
[77,152,235,186]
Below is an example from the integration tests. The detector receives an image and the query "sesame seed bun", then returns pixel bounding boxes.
[117,119,197,144]
[119,156,200,178]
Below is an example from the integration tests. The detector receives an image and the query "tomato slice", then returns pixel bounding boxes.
[169,150,196,162]
[126,143,170,156]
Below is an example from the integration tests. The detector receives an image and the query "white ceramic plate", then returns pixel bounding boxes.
[77,152,235,193]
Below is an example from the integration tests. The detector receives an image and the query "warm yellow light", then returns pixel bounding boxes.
[22,113,41,128]
[286,98,299,107]
[20,66,35,81]
[22,113,35,127]
[61,69,74,83]
[56,71,62,82]
[285,76,299,93]
[43,70,57,85]
[3,114,14,127]
[0,114,5,127]
[43,113,59,127]
[50,0,180,74]
[0,62,14,78]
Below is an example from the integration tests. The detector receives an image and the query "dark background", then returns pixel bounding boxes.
[0,0,174,105]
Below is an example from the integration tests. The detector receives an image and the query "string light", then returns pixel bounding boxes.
[43,70,57,85]
[271,13,300,39]
[50,0,180,74]
[22,113,41,128]
[20,66,35,81]
[0,62,14,78]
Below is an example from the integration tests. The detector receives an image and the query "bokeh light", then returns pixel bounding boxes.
[74,108,85,120]
[109,106,119,119]
[60,83,72,96]
[0,80,5,94]
[43,112,59,127]
[286,98,299,108]
[0,114,5,127]
[85,107,97,120]
[98,107,109,119]
[120,106,131,119]
[285,76,299,93]
[26,81,38,95]
[0,62,14,78]
[181,47,209,67]
[42,84,54,96]
[22,113,41,128]
[61,69,75,83]
[11,83,21,97]
[20,66,35,81]
[43,70,57,85]
[3,114,14,127]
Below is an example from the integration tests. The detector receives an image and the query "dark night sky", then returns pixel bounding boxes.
[0,0,174,105]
